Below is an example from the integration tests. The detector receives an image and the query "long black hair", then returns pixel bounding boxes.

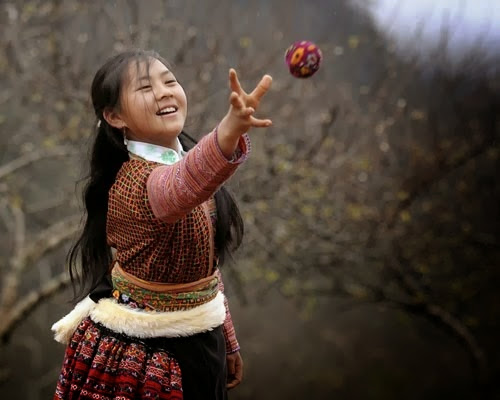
[68,49,244,301]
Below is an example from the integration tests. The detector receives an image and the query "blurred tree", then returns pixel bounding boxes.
[0,0,498,398]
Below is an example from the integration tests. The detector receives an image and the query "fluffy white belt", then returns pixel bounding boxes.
[52,291,226,344]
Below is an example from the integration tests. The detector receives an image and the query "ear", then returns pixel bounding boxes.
[103,108,127,130]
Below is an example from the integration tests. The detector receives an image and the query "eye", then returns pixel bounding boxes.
[165,79,177,85]
[138,85,151,91]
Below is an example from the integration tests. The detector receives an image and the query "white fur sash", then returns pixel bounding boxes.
[52,291,226,344]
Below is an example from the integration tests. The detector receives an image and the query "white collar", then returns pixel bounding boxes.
[127,138,186,165]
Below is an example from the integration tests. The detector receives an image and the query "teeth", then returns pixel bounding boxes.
[158,106,176,115]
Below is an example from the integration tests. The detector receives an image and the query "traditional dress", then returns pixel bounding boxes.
[52,129,249,400]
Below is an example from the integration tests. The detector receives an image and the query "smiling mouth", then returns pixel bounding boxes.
[156,106,178,116]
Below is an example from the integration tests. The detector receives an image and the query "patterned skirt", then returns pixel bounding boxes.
[54,317,227,400]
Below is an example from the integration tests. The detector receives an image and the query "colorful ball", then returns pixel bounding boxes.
[285,40,323,78]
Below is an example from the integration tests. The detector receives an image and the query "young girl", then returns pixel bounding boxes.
[51,49,272,400]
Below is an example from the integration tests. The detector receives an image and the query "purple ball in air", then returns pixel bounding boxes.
[284,40,323,78]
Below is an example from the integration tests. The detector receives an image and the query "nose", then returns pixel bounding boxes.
[155,81,173,100]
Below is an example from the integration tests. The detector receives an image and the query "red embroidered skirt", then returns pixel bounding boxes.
[54,317,184,399]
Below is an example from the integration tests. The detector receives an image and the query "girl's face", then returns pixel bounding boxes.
[110,58,187,149]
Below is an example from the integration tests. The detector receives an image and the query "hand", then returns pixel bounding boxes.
[226,350,243,389]
[227,68,273,134]
[217,69,272,157]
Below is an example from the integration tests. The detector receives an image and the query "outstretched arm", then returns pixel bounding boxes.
[147,69,272,223]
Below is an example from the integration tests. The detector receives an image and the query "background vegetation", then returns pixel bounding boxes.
[0,0,498,398]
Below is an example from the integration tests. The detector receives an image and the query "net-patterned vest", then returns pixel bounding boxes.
[107,159,213,283]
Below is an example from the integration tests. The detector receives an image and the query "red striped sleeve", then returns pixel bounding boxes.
[216,269,241,354]
[147,129,250,222]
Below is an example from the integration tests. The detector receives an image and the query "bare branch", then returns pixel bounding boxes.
[11,203,26,268]
[0,146,77,180]
[384,139,495,230]
[0,272,71,343]
[396,300,488,385]
[0,215,80,311]
[22,215,81,267]
[301,105,339,160]
[0,204,26,310]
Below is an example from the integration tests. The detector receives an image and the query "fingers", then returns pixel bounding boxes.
[228,72,272,132]
[227,354,243,389]
[226,365,242,389]
[229,68,243,95]
[230,68,273,102]
[250,74,273,100]
[229,92,245,109]
[227,378,240,389]
[250,116,272,128]
[230,92,270,120]
[230,92,258,118]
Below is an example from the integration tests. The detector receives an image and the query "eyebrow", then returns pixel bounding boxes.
[137,69,171,82]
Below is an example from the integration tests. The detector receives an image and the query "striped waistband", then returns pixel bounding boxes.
[111,264,219,312]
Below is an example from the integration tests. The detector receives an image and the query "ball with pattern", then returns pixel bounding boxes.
[285,40,322,78]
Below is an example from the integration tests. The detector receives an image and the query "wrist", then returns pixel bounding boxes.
[226,346,241,355]
[217,115,246,158]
